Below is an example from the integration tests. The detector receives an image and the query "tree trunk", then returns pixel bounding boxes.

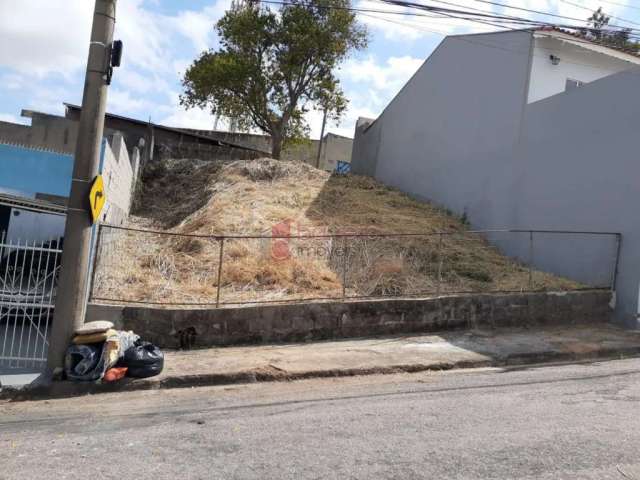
[271,131,283,160]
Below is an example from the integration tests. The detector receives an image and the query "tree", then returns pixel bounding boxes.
[583,7,640,53]
[587,6,610,40]
[180,0,368,159]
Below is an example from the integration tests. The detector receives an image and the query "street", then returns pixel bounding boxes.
[3,358,640,479]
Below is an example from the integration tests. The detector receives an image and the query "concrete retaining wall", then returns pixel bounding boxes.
[90,290,612,349]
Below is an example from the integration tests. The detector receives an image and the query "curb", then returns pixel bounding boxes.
[3,345,640,402]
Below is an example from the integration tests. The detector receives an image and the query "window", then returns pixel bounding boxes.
[565,78,584,91]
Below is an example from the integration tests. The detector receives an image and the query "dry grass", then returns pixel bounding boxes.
[92,158,579,305]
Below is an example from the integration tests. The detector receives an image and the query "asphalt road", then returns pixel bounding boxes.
[3,359,640,479]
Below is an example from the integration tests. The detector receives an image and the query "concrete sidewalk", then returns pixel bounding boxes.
[4,323,640,400]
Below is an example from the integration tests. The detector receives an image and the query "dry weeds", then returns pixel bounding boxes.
[92,158,579,305]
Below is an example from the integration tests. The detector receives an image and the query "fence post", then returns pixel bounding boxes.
[342,238,348,300]
[216,237,225,308]
[611,233,622,292]
[436,233,443,295]
[528,231,534,290]
[87,223,102,303]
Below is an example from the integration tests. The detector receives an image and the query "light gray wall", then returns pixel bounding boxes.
[353,30,534,229]
[351,118,380,177]
[512,70,640,326]
[352,29,640,326]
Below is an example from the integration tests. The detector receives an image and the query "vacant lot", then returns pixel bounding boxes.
[92,158,578,305]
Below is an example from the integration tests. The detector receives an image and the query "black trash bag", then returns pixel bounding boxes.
[123,340,164,378]
[65,343,107,382]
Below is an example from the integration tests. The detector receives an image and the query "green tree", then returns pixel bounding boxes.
[587,6,610,40]
[584,8,639,53]
[180,0,368,159]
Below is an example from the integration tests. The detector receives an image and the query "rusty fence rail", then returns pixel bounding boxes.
[89,224,621,308]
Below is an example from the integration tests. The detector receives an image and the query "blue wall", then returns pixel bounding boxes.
[0,143,73,197]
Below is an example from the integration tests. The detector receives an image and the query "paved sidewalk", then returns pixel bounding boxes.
[159,323,640,380]
[4,323,640,400]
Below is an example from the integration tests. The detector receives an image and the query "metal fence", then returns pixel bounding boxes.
[0,233,62,368]
[89,224,621,308]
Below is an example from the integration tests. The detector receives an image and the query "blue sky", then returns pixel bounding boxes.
[1,0,638,138]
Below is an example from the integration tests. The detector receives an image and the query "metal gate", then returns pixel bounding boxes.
[0,232,62,369]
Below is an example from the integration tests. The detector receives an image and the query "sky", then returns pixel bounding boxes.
[0,0,638,139]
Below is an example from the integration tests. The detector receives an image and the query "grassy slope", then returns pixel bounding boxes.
[93,158,577,305]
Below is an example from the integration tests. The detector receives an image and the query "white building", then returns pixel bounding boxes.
[527,28,640,103]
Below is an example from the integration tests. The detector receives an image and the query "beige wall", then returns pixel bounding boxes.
[0,113,78,154]
[319,134,352,170]
[101,133,136,225]
[287,134,352,171]
[181,128,352,171]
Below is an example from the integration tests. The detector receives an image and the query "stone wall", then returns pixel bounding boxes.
[95,290,612,349]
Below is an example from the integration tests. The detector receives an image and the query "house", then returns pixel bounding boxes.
[53,104,264,162]
[0,132,137,242]
[1,104,352,172]
[350,28,640,327]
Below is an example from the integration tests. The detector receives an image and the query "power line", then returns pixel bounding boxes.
[358,9,499,33]
[596,0,640,12]
[427,0,562,27]
[471,0,595,24]
[260,0,640,43]
[263,0,553,29]
[447,0,640,32]
[354,6,640,72]
[558,0,640,27]
[373,0,640,39]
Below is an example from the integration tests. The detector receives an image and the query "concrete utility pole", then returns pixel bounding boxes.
[315,108,327,169]
[47,0,117,373]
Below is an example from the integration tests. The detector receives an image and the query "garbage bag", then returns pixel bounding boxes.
[65,343,107,382]
[116,331,140,359]
[123,341,164,378]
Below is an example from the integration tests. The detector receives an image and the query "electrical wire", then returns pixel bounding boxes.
[328,5,639,79]
[374,0,640,45]
[596,0,640,13]
[262,0,640,32]
[375,0,640,36]
[558,0,640,27]
[259,0,640,44]
[471,0,619,25]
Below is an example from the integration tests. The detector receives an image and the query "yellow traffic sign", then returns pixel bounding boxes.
[89,175,106,224]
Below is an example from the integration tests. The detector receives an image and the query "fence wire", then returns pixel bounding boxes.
[90,224,620,307]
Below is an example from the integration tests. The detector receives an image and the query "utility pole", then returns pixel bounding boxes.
[315,108,327,169]
[47,0,118,374]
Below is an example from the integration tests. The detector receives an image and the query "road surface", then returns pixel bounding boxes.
[3,358,640,479]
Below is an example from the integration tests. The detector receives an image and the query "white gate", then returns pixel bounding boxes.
[0,232,62,369]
